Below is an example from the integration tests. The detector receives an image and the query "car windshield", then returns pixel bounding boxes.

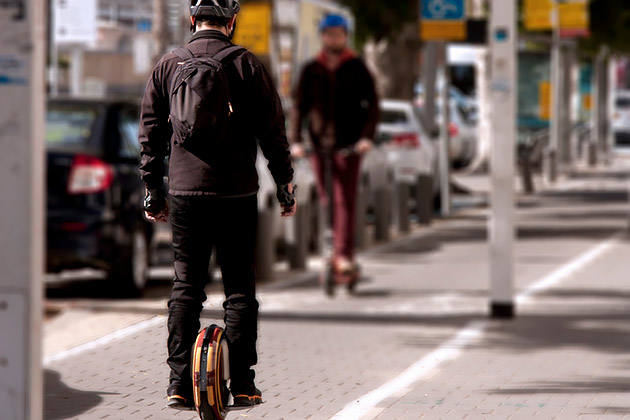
[46,105,98,149]
[381,109,410,124]
[616,97,630,109]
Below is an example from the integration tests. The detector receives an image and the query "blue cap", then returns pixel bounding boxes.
[319,14,349,33]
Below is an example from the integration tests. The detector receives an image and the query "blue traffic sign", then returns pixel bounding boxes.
[421,0,465,20]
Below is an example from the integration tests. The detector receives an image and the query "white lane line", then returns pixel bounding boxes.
[329,232,621,420]
[43,316,165,366]
[516,232,622,305]
[329,321,489,420]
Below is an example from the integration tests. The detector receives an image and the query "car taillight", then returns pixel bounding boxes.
[67,155,114,195]
[392,133,421,148]
[448,122,459,137]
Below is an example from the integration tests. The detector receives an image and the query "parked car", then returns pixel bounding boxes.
[377,100,438,194]
[46,98,153,295]
[612,90,630,154]
[415,82,479,125]
[256,147,320,257]
[431,97,478,168]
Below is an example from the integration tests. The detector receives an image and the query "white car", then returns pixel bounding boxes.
[432,97,478,168]
[612,90,630,154]
[377,100,437,187]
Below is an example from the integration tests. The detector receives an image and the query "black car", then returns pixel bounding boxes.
[46,98,153,295]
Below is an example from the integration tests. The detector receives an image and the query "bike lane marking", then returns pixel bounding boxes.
[328,232,622,420]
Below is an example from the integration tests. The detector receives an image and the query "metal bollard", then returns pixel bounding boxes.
[286,202,308,270]
[543,147,557,184]
[588,142,597,167]
[393,181,410,233]
[416,174,433,225]
[519,144,535,194]
[255,207,275,281]
[354,179,367,250]
[374,188,391,242]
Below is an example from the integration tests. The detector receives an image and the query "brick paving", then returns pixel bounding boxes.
[44,165,630,420]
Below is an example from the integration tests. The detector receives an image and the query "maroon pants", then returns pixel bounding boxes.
[311,151,361,260]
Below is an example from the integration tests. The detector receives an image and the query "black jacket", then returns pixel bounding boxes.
[290,53,379,150]
[139,30,294,196]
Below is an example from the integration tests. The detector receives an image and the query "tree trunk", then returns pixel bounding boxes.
[363,22,421,100]
[152,0,172,61]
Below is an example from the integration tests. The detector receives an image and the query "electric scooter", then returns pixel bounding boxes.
[319,145,360,297]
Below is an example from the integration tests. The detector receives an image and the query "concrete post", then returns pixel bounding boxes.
[416,174,433,225]
[438,42,451,217]
[373,188,391,242]
[0,0,46,418]
[392,182,410,234]
[70,47,83,96]
[286,204,308,270]
[561,46,575,168]
[488,0,517,318]
[547,8,562,184]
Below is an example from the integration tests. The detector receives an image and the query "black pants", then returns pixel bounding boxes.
[167,194,259,396]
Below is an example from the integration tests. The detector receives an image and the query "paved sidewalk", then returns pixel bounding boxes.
[44,165,630,420]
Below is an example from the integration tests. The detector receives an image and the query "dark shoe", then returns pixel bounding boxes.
[232,387,263,408]
[166,392,194,411]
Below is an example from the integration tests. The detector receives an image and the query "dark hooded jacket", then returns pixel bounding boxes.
[290,49,379,150]
[139,30,294,196]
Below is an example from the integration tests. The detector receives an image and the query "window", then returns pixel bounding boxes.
[381,110,409,124]
[46,106,98,149]
[118,107,141,158]
[615,97,630,109]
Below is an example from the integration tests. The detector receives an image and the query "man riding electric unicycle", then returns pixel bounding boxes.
[139,0,297,417]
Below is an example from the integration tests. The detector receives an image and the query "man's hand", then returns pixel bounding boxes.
[356,138,374,155]
[144,188,169,223]
[290,143,306,159]
[278,183,297,218]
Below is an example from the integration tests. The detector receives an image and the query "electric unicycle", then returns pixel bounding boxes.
[192,325,231,420]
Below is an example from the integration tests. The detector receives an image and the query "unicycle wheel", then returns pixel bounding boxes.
[192,325,230,420]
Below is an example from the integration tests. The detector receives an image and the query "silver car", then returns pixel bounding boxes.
[612,90,630,154]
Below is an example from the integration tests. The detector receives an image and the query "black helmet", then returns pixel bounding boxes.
[189,0,240,18]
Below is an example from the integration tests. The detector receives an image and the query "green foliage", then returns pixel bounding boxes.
[580,0,630,55]
[342,0,630,55]
[339,0,418,47]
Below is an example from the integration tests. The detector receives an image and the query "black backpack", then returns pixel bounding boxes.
[168,45,245,150]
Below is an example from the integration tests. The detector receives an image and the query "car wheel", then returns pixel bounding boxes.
[112,224,149,297]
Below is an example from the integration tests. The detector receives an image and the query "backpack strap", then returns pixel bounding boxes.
[213,45,246,63]
[172,47,195,61]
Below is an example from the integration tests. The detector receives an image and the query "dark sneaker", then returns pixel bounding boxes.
[232,387,263,408]
[166,393,194,411]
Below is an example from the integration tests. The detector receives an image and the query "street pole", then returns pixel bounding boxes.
[50,0,59,96]
[607,55,616,162]
[561,46,574,168]
[438,42,451,217]
[0,0,46,420]
[570,48,580,165]
[589,51,602,166]
[489,0,517,318]
[547,0,561,183]
[70,47,84,96]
